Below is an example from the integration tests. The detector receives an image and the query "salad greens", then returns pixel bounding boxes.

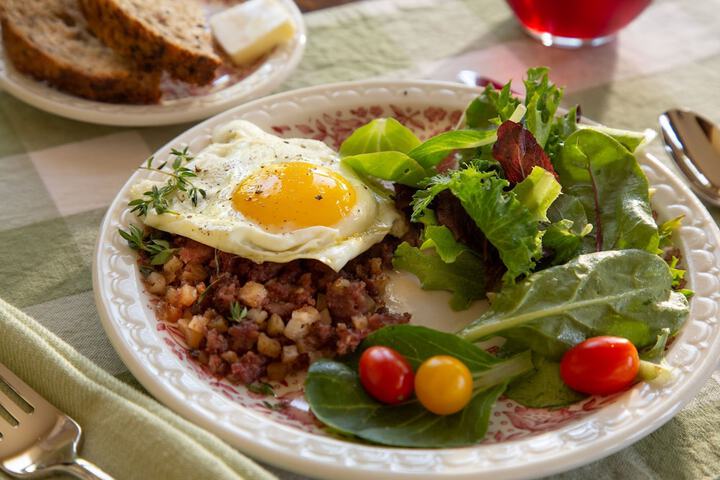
[305,325,532,447]
[556,129,659,253]
[304,67,691,449]
[458,249,688,358]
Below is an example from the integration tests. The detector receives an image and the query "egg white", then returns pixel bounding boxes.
[130,120,406,271]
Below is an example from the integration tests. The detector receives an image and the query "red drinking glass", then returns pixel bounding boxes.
[506,0,651,48]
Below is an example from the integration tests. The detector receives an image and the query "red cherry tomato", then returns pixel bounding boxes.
[359,346,414,404]
[560,336,640,396]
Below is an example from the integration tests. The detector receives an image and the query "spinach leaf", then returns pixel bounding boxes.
[305,325,533,448]
[459,250,690,359]
[341,151,429,187]
[505,353,586,408]
[392,242,486,310]
[339,118,421,156]
[408,129,497,169]
[523,67,562,148]
[556,129,659,253]
[512,166,562,222]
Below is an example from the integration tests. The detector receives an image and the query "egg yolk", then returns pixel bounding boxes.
[232,162,357,231]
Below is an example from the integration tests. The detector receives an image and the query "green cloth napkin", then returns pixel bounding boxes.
[0,298,274,480]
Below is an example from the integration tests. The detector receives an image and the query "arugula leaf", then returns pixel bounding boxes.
[408,129,497,169]
[341,151,428,187]
[505,353,586,408]
[339,118,421,156]
[305,325,533,448]
[556,129,659,253]
[511,166,561,222]
[523,67,562,148]
[465,82,521,129]
[392,242,486,310]
[459,250,690,359]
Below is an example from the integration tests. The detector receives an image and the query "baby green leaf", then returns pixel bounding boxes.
[511,166,562,222]
[341,151,429,187]
[305,325,532,448]
[407,129,497,169]
[339,118,421,156]
[459,250,690,359]
[505,353,586,408]
[556,129,659,253]
[392,242,486,310]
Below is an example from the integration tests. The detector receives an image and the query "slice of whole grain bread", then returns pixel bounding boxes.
[1,0,161,104]
[79,0,221,86]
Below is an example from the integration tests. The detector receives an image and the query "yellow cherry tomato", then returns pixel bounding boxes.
[414,355,473,415]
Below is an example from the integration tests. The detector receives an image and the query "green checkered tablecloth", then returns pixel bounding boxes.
[1,0,719,478]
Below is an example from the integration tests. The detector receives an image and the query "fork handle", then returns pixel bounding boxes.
[59,458,114,480]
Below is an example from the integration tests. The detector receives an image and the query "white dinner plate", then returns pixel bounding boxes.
[0,0,306,127]
[93,80,720,479]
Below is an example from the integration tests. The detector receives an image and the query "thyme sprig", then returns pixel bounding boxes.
[230,301,248,322]
[118,225,178,265]
[128,147,207,216]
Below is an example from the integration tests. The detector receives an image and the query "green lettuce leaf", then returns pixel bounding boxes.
[341,151,428,187]
[420,225,469,263]
[305,325,533,448]
[465,82,521,129]
[543,194,594,265]
[339,118,421,156]
[392,242,485,310]
[511,166,562,222]
[413,168,543,282]
[459,249,690,359]
[556,129,659,252]
[408,129,497,168]
[523,67,563,148]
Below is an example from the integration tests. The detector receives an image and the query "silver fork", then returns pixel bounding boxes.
[0,362,113,479]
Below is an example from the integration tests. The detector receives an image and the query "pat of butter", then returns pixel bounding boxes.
[210,0,295,66]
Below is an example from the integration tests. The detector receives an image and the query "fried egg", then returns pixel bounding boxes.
[130,120,406,271]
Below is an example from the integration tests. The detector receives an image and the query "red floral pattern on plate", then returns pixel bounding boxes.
[151,102,623,444]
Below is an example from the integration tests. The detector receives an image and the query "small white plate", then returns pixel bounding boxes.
[0,0,306,127]
[94,80,720,479]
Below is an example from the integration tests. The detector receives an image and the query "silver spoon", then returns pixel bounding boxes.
[659,109,720,206]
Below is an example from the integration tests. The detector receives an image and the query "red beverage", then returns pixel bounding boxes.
[506,0,651,47]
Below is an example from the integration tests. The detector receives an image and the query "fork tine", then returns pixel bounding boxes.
[0,363,48,412]
[0,387,26,424]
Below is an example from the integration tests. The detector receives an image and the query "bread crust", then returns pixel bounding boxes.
[79,0,221,86]
[1,18,161,104]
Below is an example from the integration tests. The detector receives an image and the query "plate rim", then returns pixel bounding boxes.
[93,79,720,480]
[0,0,306,127]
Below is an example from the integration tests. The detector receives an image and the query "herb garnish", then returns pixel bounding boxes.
[230,301,248,322]
[118,225,178,265]
[128,147,207,216]
[247,382,275,396]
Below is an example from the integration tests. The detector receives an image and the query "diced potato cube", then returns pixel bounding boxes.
[257,333,281,358]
